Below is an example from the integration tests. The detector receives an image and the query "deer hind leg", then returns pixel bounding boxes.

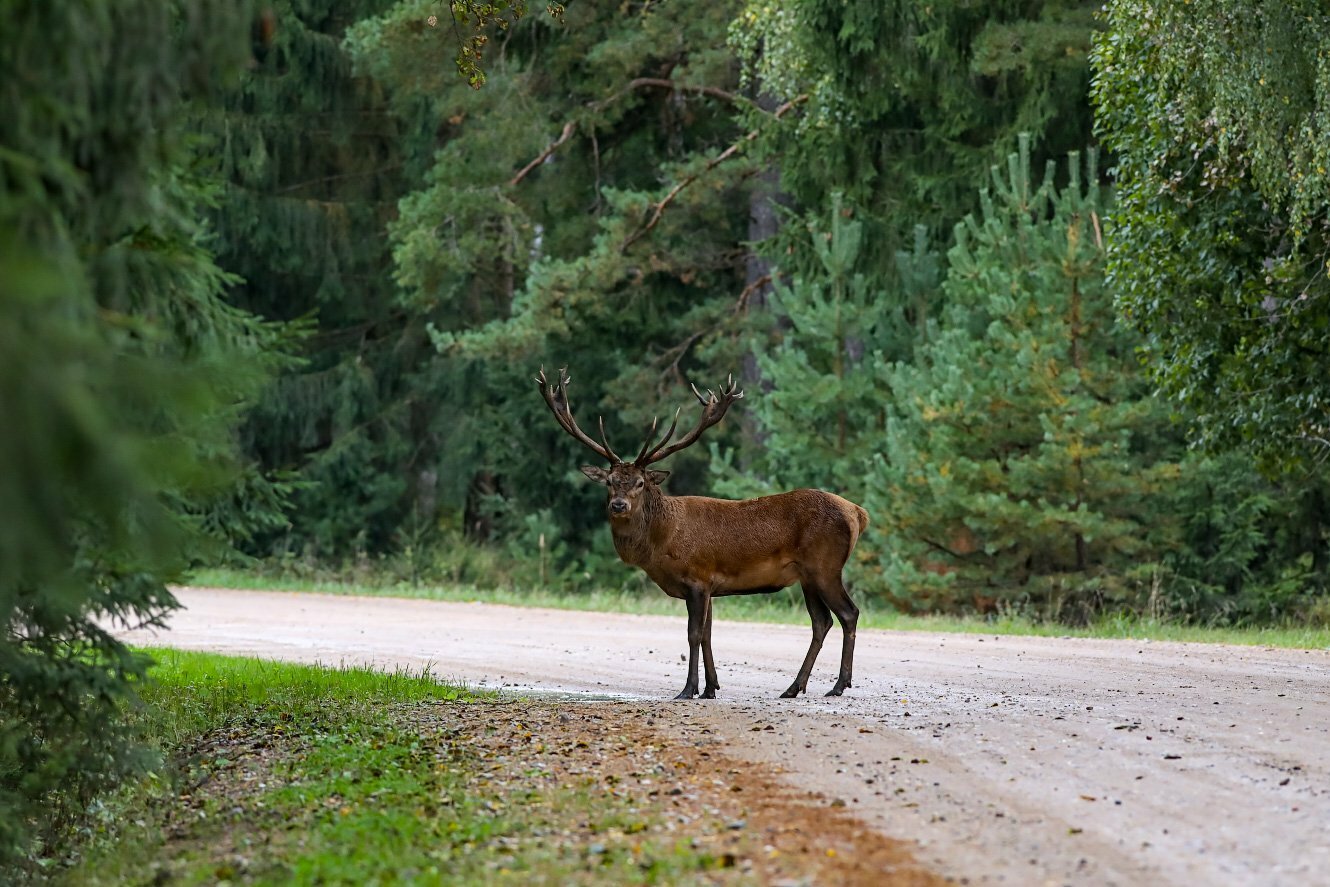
[781,586,833,698]
[817,575,859,697]
[700,597,720,698]
[675,586,711,700]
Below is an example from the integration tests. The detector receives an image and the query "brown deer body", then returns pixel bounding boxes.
[537,368,868,699]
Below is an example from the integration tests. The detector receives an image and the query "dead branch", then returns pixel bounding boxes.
[599,78,753,111]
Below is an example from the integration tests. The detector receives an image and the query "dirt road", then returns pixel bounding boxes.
[119,587,1330,886]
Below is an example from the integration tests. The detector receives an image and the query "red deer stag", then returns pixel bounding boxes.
[536,367,868,699]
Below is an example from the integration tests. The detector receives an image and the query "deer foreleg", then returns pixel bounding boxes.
[675,588,708,700]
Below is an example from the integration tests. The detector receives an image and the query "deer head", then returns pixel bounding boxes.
[535,367,744,520]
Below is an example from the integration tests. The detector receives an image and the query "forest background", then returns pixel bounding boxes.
[5,0,1330,868]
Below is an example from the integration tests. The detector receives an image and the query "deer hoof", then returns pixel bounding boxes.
[701,687,717,699]
[674,688,697,700]
[779,686,803,699]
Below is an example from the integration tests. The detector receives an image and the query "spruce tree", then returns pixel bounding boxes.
[347,0,759,561]
[0,0,283,867]
[731,0,1102,275]
[206,0,443,558]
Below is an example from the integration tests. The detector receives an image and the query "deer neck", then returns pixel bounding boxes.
[610,485,674,568]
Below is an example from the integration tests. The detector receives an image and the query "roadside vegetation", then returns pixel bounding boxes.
[191,569,1330,652]
[53,650,933,886]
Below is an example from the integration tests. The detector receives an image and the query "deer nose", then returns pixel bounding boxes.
[610,499,629,514]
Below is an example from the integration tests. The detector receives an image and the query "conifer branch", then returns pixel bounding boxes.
[654,273,772,379]
[921,537,971,560]
[600,78,754,110]
[509,121,579,186]
[274,163,405,195]
[619,95,807,252]
[508,80,776,187]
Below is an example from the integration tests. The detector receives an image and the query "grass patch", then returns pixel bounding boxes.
[190,567,1330,651]
[54,651,764,885]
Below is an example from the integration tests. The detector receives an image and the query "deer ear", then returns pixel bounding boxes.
[646,469,670,485]
[581,465,611,484]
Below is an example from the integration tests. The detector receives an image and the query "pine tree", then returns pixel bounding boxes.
[346,0,760,562]
[731,0,1101,275]
[865,142,1169,619]
[711,198,940,501]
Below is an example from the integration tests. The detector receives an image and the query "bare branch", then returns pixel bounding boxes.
[652,272,771,380]
[598,78,755,111]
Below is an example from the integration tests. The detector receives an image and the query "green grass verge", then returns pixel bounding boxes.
[59,650,734,885]
[189,567,1330,650]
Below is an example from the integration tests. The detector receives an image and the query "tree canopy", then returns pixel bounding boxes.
[1092,0,1330,472]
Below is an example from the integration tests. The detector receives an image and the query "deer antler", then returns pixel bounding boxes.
[536,367,622,464]
[637,375,744,466]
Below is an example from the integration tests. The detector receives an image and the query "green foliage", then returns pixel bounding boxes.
[1155,452,1329,625]
[1092,0,1330,471]
[865,144,1172,619]
[0,0,287,870]
[712,198,941,499]
[416,0,567,88]
[206,0,449,559]
[731,0,1101,273]
[853,140,1329,621]
[62,651,483,882]
[345,0,757,554]
[64,651,768,884]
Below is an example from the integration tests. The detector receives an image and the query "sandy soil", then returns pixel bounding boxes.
[118,587,1330,886]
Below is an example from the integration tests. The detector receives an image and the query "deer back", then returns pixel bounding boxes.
[635,488,868,596]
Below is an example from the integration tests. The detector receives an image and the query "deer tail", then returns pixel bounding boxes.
[842,503,870,557]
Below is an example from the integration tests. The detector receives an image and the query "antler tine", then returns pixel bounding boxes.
[640,376,744,466]
[597,416,623,464]
[634,414,660,464]
[535,365,621,464]
[636,406,682,465]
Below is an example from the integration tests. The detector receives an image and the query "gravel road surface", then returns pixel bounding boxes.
[118,587,1330,886]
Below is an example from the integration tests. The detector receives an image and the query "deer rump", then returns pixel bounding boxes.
[537,367,869,700]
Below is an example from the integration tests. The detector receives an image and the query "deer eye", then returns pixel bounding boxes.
[634,478,644,489]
